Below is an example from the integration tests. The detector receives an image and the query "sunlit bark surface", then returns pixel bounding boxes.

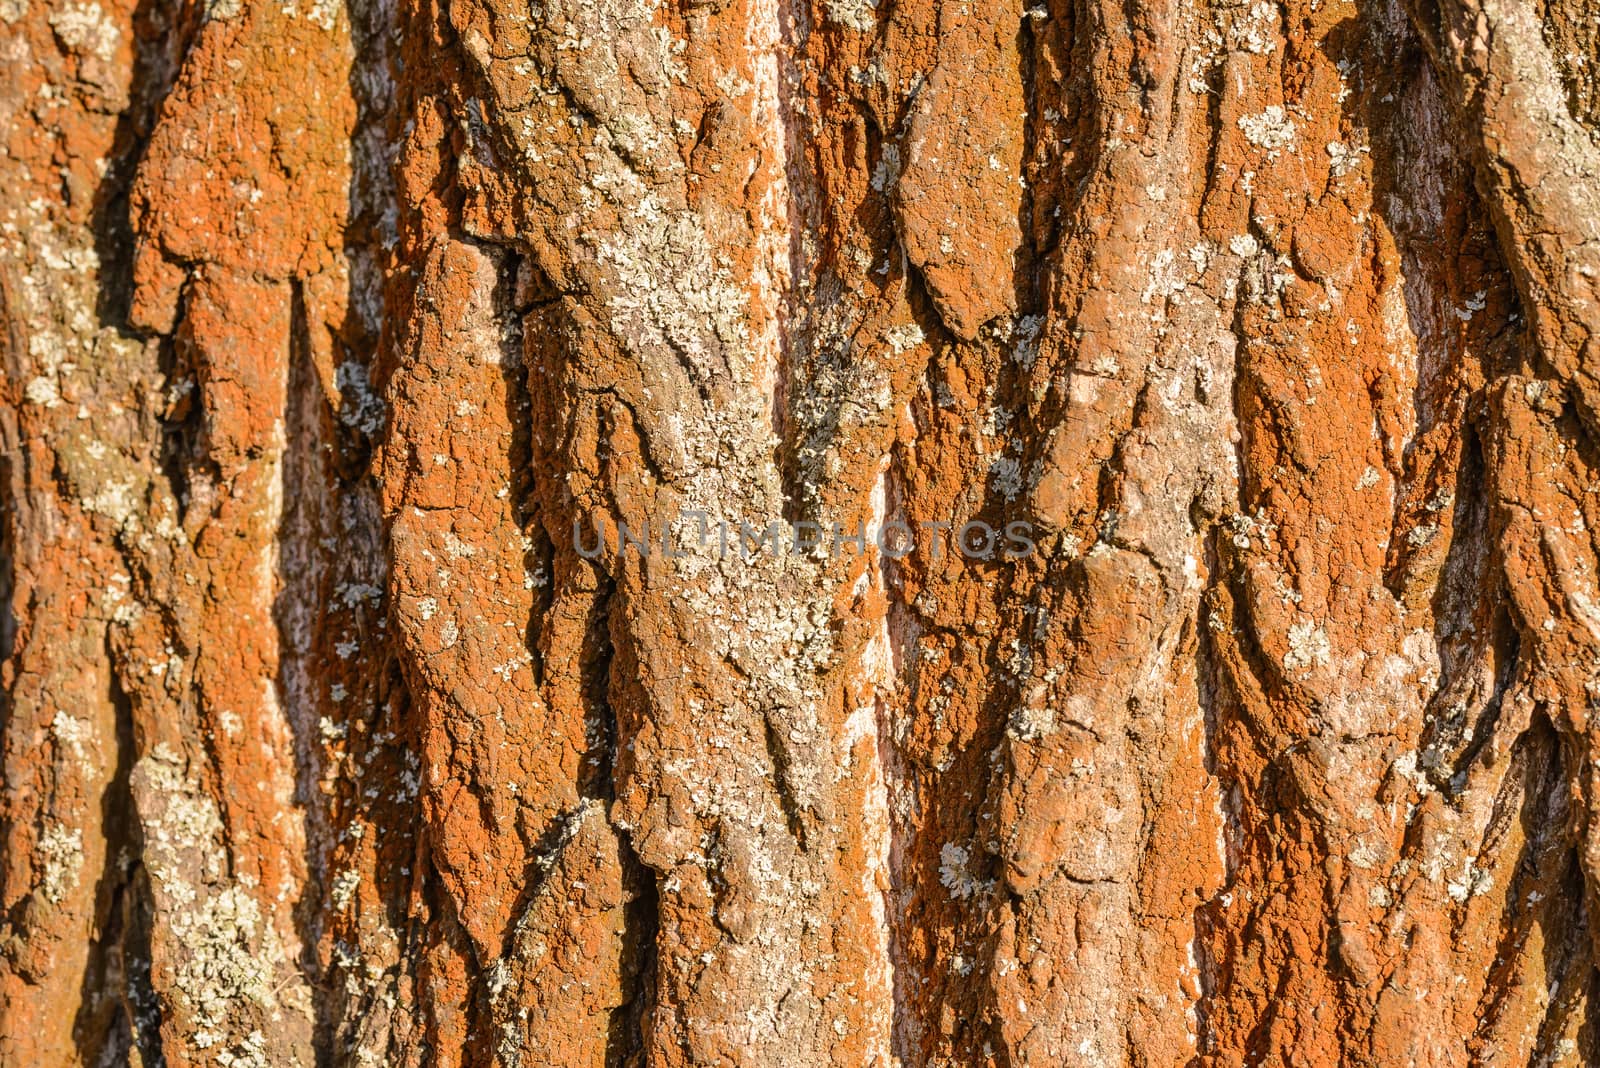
[3,0,1600,1062]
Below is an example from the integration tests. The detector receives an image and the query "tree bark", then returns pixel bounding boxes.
[3,0,1600,1062]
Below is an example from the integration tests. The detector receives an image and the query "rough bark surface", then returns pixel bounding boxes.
[3,0,1600,1061]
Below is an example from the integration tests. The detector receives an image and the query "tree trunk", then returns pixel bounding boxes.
[3,0,1600,1061]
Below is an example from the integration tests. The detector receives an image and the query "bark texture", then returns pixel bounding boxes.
[3,0,1600,1061]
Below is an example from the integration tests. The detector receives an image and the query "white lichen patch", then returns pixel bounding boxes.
[1142,247,1192,305]
[330,867,361,911]
[1283,620,1331,672]
[1238,106,1296,154]
[1225,0,1280,54]
[37,822,83,904]
[47,0,120,60]
[884,321,924,354]
[1445,859,1492,903]
[133,743,304,1058]
[214,1029,268,1068]
[304,0,340,29]
[24,375,61,407]
[1008,703,1056,741]
[1326,138,1368,177]
[335,361,385,435]
[990,456,1024,501]
[1011,314,1044,368]
[939,842,985,899]
[50,710,94,775]
[173,887,277,1050]
[1346,836,1382,870]
[81,475,139,528]
[336,582,383,608]
[138,744,226,881]
[1407,523,1438,548]
[1229,234,1261,258]
[824,0,875,31]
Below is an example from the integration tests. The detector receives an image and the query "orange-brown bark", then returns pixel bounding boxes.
[3,0,1600,1062]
